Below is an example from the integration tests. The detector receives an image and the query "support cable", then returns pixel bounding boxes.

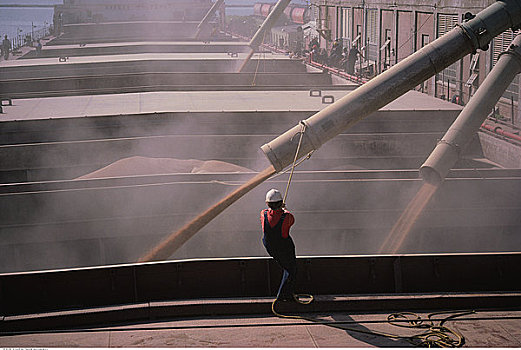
[282,121,307,204]
[251,29,268,86]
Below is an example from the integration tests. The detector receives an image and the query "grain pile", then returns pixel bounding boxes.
[78,156,253,179]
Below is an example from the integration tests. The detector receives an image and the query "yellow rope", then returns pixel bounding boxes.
[283,121,307,205]
[271,303,474,347]
[265,115,470,347]
[269,121,314,319]
[271,294,314,319]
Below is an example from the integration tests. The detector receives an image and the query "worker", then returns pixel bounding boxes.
[308,36,319,52]
[260,189,297,302]
[2,35,11,60]
[35,39,42,56]
[329,39,343,68]
[346,44,362,75]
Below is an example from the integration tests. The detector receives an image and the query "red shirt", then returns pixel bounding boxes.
[260,208,295,238]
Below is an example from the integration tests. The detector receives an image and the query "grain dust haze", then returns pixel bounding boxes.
[139,165,276,261]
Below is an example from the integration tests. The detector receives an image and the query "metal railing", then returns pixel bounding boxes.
[6,24,52,53]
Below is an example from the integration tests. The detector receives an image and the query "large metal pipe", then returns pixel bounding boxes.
[195,0,225,39]
[420,34,521,185]
[238,0,292,72]
[261,0,521,172]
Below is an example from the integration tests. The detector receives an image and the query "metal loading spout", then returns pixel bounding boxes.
[238,0,292,72]
[195,0,225,39]
[420,33,521,185]
[261,0,521,173]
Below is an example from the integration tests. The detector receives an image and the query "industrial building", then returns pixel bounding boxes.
[306,0,520,124]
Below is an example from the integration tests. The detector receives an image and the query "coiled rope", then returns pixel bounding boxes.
[271,294,314,319]
[272,301,473,346]
[386,310,474,347]
[321,309,472,347]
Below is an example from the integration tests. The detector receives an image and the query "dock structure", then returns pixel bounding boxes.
[1,0,521,346]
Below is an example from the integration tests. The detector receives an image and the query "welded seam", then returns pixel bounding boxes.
[305,325,319,347]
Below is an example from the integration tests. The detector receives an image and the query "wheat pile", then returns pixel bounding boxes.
[78,156,253,179]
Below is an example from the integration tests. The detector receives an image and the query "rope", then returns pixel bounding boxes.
[267,119,470,347]
[8,311,509,337]
[266,150,314,182]
[271,297,473,347]
[269,121,315,319]
[283,121,307,205]
[389,310,474,347]
[347,310,474,347]
[271,305,472,346]
[271,294,314,319]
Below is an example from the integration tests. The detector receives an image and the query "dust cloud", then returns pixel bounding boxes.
[379,182,439,254]
[140,165,275,261]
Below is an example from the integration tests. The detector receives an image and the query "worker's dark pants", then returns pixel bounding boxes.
[263,237,297,299]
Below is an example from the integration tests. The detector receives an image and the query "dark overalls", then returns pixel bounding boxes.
[262,211,297,300]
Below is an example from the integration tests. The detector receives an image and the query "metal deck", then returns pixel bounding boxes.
[22,41,253,59]
[2,308,521,347]
[58,21,203,42]
[0,54,309,83]
[0,52,293,68]
[1,72,342,98]
[1,253,521,348]
[0,90,458,122]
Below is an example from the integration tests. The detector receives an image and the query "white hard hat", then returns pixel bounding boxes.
[265,189,283,203]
